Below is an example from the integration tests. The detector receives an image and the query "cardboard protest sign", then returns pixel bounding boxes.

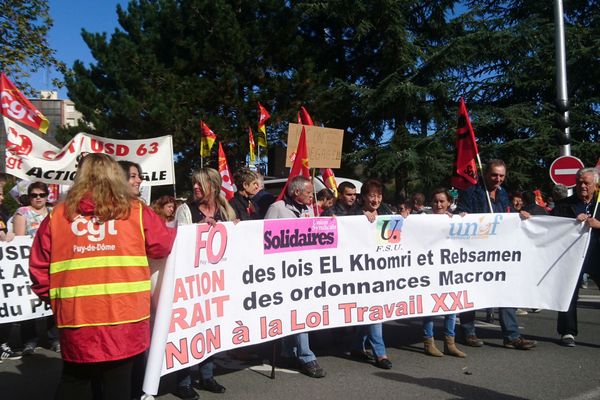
[286,123,343,168]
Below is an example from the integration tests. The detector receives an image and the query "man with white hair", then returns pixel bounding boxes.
[552,167,600,347]
[265,176,326,378]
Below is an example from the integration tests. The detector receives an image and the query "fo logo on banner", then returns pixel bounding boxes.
[448,214,503,240]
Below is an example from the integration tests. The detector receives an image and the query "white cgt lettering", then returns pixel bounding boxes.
[71,217,118,242]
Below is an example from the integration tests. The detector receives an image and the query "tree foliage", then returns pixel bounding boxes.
[64,0,600,198]
[0,0,65,93]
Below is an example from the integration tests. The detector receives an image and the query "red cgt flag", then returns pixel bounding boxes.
[257,102,270,148]
[218,142,236,200]
[277,126,310,201]
[451,98,479,190]
[1,72,49,133]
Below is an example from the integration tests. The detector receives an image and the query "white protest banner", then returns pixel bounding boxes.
[143,213,588,395]
[4,117,175,186]
[0,237,52,323]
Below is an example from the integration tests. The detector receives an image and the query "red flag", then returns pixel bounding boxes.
[1,72,49,133]
[451,98,479,190]
[257,102,270,147]
[533,189,547,208]
[200,121,217,157]
[218,142,236,200]
[298,106,314,126]
[277,126,310,201]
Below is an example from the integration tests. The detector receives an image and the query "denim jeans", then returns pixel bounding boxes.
[461,308,520,341]
[423,314,456,338]
[353,323,387,358]
[281,333,316,364]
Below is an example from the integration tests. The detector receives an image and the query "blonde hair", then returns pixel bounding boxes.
[192,168,236,221]
[64,153,137,222]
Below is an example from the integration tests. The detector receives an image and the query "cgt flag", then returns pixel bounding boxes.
[277,126,310,201]
[451,97,479,190]
[218,142,236,200]
[257,102,270,148]
[1,72,49,134]
[200,121,217,157]
[248,127,256,163]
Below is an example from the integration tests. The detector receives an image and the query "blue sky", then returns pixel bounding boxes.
[26,0,128,97]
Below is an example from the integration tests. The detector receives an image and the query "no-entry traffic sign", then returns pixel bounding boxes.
[549,156,585,187]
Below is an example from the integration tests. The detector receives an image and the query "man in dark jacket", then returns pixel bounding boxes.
[455,159,536,350]
[552,167,600,347]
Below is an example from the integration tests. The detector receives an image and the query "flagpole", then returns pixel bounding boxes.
[311,167,319,216]
[476,154,494,214]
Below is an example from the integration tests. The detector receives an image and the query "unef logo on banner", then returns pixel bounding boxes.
[376,216,404,251]
[448,214,503,239]
[194,224,227,266]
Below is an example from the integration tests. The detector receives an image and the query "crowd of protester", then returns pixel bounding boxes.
[0,155,598,400]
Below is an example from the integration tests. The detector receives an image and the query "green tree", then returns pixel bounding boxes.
[448,0,600,193]
[0,0,65,93]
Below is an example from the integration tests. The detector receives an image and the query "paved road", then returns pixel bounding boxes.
[2,289,599,400]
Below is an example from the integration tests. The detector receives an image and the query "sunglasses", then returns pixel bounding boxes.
[29,193,48,199]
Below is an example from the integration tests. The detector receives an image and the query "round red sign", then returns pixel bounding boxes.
[549,156,585,187]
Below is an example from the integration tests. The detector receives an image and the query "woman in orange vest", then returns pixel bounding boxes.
[29,153,176,400]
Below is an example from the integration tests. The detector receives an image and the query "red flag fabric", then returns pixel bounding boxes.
[451,98,479,190]
[533,189,547,208]
[1,72,49,133]
[277,126,310,201]
[200,121,217,157]
[298,106,314,126]
[257,102,270,147]
[218,142,236,200]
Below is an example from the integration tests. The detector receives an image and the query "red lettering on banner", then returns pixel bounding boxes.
[169,296,230,333]
[194,224,227,266]
[431,291,474,312]
[165,339,189,369]
[172,270,225,302]
[260,316,283,339]
[190,326,221,360]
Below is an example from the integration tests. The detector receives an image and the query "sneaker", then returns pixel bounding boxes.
[504,337,537,350]
[464,335,484,347]
[529,309,542,313]
[199,377,226,393]
[21,343,36,356]
[175,385,199,400]
[300,360,326,378]
[515,309,528,316]
[560,334,576,347]
[0,344,22,360]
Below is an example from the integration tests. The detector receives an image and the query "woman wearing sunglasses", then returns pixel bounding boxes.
[12,182,59,355]
[13,182,51,237]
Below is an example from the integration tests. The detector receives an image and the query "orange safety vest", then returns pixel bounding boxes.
[49,201,150,328]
